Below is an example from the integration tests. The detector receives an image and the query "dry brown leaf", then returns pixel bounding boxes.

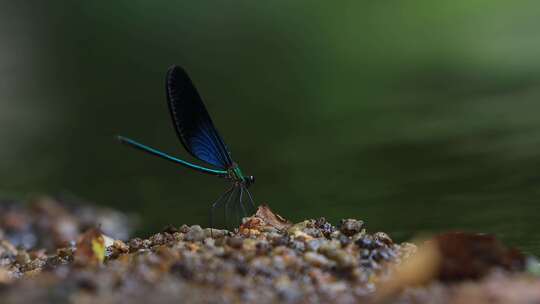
[433,232,525,281]
[74,228,106,266]
[254,204,292,230]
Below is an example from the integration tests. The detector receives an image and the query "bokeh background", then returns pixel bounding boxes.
[2,1,540,253]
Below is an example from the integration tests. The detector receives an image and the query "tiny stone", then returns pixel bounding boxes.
[24,258,46,272]
[255,241,270,255]
[203,228,213,238]
[179,224,190,233]
[306,239,323,252]
[207,229,226,239]
[277,285,302,303]
[128,237,144,251]
[162,225,179,234]
[142,239,152,248]
[271,236,289,247]
[339,219,364,237]
[185,225,205,242]
[290,240,305,252]
[303,228,322,238]
[360,249,370,259]
[214,237,226,247]
[15,251,30,265]
[355,235,375,250]
[328,249,355,268]
[56,247,73,258]
[373,232,393,245]
[227,237,244,249]
[29,249,47,260]
[304,252,331,267]
[150,233,165,245]
[112,240,129,253]
[261,226,278,233]
[319,222,335,237]
[338,234,351,246]
[242,238,257,251]
[321,281,347,294]
[170,261,194,280]
[330,230,342,239]
[371,249,383,262]
[172,232,184,241]
[0,240,17,256]
[203,237,215,247]
[351,229,367,242]
[378,249,391,261]
[315,217,328,227]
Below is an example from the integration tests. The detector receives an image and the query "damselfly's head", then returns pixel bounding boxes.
[244,175,255,188]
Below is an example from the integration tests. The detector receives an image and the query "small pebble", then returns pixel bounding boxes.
[112,240,129,253]
[179,225,190,233]
[373,232,393,245]
[227,237,244,249]
[355,235,375,250]
[15,251,30,265]
[162,225,179,233]
[304,252,331,267]
[129,238,144,251]
[306,239,323,252]
[185,225,205,242]
[339,219,364,237]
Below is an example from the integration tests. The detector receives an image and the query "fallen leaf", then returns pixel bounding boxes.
[75,228,105,266]
[433,232,525,281]
[254,204,292,230]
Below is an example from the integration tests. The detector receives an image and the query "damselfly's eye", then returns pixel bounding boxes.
[246,175,255,187]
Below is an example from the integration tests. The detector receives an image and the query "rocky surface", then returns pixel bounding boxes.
[0,196,133,250]
[0,197,538,304]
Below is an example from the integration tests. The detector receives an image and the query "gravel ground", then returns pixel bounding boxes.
[0,197,537,304]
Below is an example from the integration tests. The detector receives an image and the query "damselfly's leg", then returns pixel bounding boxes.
[224,186,238,227]
[232,187,242,226]
[210,187,234,229]
[239,187,247,219]
[246,188,256,213]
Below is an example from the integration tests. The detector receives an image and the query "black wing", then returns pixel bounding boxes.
[166,65,233,169]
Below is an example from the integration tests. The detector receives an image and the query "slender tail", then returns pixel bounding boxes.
[116,135,228,176]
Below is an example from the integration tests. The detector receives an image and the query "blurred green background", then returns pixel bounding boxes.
[2,1,540,253]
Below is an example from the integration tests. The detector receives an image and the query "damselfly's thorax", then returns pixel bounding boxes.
[227,163,255,188]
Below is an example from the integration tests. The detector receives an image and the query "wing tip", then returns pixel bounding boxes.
[166,65,197,106]
[166,65,189,94]
[167,64,179,75]
[167,65,188,80]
